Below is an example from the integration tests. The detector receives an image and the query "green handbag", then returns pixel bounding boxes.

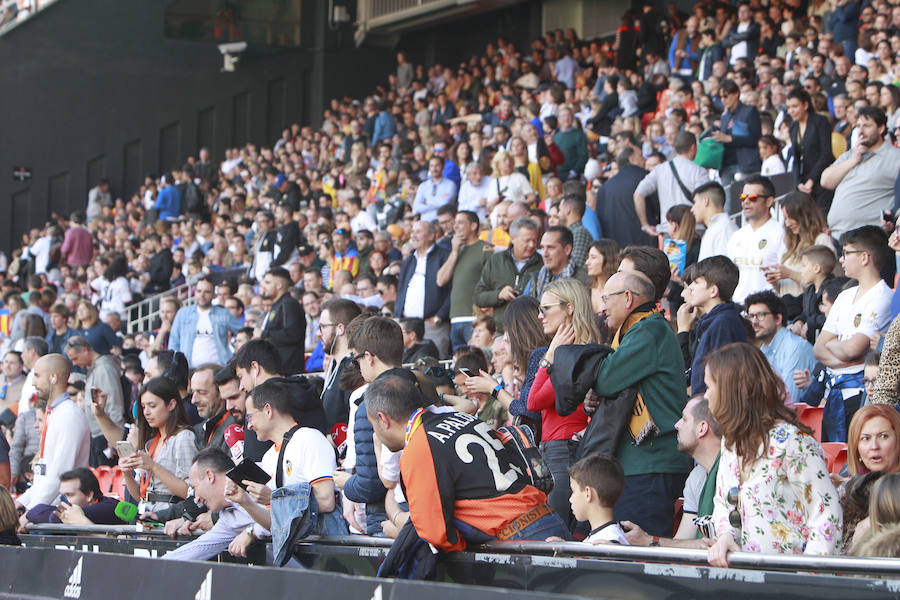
[694,137,724,170]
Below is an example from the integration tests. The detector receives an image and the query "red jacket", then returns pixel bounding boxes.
[527,366,588,441]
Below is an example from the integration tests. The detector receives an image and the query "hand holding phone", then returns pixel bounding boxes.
[116,440,136,458]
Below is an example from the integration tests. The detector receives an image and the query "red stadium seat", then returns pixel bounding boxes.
[109,466,126,500]
[795,404,824,442]
[91,466,114,494]
[821,442,848,475]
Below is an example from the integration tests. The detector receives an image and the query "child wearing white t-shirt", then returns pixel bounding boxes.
[815,227,894,441]
[567,454,629,545]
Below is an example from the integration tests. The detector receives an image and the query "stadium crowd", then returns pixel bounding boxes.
[7,0,900,571]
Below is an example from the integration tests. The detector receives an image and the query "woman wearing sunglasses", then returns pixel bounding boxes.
[706,343,841,567]
[524,278,603,530]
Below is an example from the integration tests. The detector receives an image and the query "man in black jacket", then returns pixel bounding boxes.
[595,148,654,249]
[259,267,307,375]
[271,202,302,268]
[714,79,762,196]
[722,2,760,67]
[144,233,173,295]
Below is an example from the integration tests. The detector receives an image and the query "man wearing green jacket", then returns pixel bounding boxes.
[594,270,692,536]
[473,218,542,332]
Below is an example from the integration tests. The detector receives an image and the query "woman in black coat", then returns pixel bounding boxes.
[788,87,834,213]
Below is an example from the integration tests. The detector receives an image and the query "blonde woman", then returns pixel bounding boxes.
[525,278,603,528]
[487,150,535,206]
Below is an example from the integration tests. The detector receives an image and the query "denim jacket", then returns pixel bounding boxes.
[168,305,243,366]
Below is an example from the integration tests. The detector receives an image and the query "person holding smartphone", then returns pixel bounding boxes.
[119,377,197,515]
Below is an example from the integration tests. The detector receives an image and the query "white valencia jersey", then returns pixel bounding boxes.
[727,218,786,304]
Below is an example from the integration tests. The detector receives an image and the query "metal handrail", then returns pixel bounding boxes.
[299,535,900,576]
[125,280,197,335]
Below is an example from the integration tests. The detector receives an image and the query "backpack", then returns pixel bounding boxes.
[495,424,554,494]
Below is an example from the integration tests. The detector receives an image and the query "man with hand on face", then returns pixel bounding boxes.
[436,210,492,349]
[25,467,126,525]
[822,106,900,238]
[258,267,307,375]
[224,378,342,557]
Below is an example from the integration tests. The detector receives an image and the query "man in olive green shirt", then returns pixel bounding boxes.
[437,210,492,349]
[594,270,691,536]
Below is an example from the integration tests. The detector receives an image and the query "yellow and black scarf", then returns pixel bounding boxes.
[610,306,661,444]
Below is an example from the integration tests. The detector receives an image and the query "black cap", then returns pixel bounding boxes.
[298,244,315,256]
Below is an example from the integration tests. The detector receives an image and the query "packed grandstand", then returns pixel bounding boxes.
[5,0,900,596]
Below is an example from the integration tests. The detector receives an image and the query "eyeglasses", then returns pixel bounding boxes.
[746,311,773,321]
[600,290,628,304]
[739,193,766,202]
[727,486,742,530]
[842,249,867,257]
[348,351,366,364]
[538,301,566,314]
[319,322,338,329]
[863,377,877,386]
[380,311,393,317]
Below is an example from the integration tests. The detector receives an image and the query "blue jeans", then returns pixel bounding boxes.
[823,371,865,443]
[540,439,579,530]
[613,472,688,537]
[450,322,474,351]
[454,503,570,544]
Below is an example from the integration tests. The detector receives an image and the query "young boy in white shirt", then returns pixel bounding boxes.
[814,226,894,442]
[568,454,629,545]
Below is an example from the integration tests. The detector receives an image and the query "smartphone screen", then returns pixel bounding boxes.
[458,368,473,377]
[59,494,70,505]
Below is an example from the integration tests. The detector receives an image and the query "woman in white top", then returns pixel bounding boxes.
[487,150,535,206]
[98,253,133,321]
[765,191,835,298]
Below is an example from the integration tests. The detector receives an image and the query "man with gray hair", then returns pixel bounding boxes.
[591,269,690,537]
[633,131,710,236]
[64,336,124,467]
[395,220,452,357]
[474,217,543,332]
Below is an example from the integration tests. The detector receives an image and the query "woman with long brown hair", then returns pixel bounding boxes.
[585,239,621,314]
[464,295,548,436]
[706,343,841,567]
[119,376,196,514]
[765,191,834,298]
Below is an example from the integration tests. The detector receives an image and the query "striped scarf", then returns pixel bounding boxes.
[610,308,661,444]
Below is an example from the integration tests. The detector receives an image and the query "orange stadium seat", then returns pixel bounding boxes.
[795,404,824,442]
[821,442,848,475]
[91,466,114,495]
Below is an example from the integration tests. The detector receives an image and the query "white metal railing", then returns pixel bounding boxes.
[125,280,196,335]
[355,0,465,43]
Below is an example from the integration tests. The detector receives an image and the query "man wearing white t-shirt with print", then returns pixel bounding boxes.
[224,377,341,557]
[169,277,243,368]
[814,226,894,442]
[727,175,787,305]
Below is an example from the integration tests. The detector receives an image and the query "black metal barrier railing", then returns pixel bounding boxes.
[18,528,900,599]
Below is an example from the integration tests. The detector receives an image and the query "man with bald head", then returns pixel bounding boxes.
[15,354,90,514]
[592,270,690,538]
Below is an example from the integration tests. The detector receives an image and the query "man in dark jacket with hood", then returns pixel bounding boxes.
[681,256,748,394]
[332,317,403,536]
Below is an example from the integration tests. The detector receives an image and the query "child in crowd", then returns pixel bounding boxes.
[568,454,629,545]
[758,134,787,176]
[862,350,881,406]
[788,245,836,344]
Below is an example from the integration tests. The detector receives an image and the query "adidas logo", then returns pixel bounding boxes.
[195,569,212,600]
[63,557,83,599]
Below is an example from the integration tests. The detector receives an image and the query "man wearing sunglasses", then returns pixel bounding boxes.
[726,174,786,304]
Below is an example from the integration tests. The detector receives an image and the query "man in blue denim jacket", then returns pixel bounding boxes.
[169,277,243,368]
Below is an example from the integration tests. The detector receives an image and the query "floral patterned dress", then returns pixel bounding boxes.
[713,422,842,555]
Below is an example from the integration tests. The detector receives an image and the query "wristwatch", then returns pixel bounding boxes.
[650,536,660,547]
[538,358,553,373]
[491,383,503,399]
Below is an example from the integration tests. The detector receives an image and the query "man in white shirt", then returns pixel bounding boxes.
[726,175,786,304]
[223,378,339,556]
[346,195,376,235]
[169,277,243,367]
[634,132,710,236]
[457,163,494,223]
[815,226,894,442]
[16,354,90,517]
[693,181,738,261]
